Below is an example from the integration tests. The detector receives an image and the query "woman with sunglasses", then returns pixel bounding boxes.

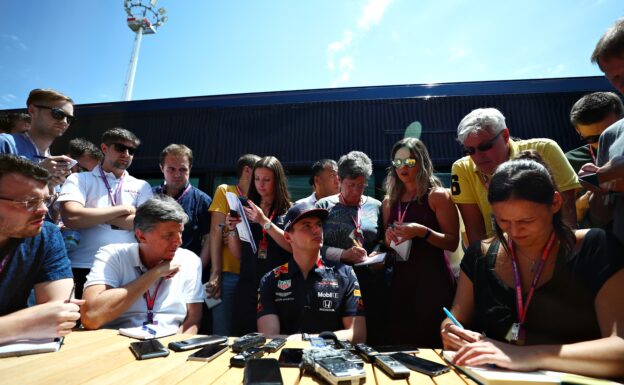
[383,137,459,347]
[225,156,292,336]
[316,151,385,344]
[441,157,624,377]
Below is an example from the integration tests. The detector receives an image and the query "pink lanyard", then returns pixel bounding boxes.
[589,145,597,165]
[396,200,412,225]
[236,185,245,197]
[173,184,192,202]
[507,232,556,324]
[0,247,17,276]
[99,167,125,206]
[144,278,164,325]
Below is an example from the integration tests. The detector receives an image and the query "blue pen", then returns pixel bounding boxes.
[443,307,464,329]
[142,324,157,336]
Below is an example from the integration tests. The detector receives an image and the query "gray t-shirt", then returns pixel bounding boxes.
[597,118,624,245]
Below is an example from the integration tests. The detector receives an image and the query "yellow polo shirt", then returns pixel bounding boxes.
[208,184,241,274]
[451,138,581,237]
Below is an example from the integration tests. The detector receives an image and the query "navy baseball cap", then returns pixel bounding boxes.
[283,202,328,231]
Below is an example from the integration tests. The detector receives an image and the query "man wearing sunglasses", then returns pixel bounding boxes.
[0,89,77,190]
[0,155,83,344]
[565,92,623,228]
[58,128,153,299]
[451,108,580,244]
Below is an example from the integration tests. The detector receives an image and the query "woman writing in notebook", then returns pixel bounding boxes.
[440,157,624,377]
[383,137,458,347]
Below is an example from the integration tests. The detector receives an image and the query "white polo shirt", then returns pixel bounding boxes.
[85,243,205,330]
[58,165,153,268]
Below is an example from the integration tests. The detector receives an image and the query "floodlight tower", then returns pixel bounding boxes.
[122,0,168,101]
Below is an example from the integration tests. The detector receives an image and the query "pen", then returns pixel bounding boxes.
[66,283,76,303]
[443,307,464,329]
[352,238,362,248]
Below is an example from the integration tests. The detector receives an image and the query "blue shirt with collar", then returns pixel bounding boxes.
[0,221,73,316]
[152,183,212,255]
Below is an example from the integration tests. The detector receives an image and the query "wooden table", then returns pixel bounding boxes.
[0,330,478,385]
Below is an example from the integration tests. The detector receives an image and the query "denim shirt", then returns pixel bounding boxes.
[0,222,73,315]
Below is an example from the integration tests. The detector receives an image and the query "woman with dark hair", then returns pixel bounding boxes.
[383,137,458,347]
[441,158,624,377]
[225,156,292,335]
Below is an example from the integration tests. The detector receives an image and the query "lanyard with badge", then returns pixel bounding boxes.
[258,210,275,259]
[143,278,164,325]
[350,205,365,247]
[172,184,192,202]
[99,167,125,206]
[505,232,556,345]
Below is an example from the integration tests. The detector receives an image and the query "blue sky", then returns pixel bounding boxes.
[0,0,619,110]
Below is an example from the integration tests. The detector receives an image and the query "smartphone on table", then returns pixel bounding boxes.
[168,335,228,352]
[187,343,229,362]
[129,340,169,360]
[390,352,450,376]
[277,348,303,368]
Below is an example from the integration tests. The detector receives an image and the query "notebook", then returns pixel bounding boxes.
[118,325,177,340]
[390,239,411,261]
[0,338,63,358]
[442,351,619,385]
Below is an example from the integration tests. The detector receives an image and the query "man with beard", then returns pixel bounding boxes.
[0,89,76,189]
[0,155,83,343]
[58,128,153,298]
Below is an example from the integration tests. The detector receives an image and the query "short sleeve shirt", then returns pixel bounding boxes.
[208,184,241,274]
[57,165,153,268]
[257,258,365,335]
[84,243,205,329]
[451,138,581,237]
[0,222,73,315]
[153,184,212,255]
[460,229,623,345]
[597,119,624,245]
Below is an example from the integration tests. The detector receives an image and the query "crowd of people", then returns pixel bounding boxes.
[0,17,623,378]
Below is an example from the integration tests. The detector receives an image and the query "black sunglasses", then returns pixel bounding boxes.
[111,142,137,155]
[580,134,600,144]
[463,131,502,156]
[35,105,76,124]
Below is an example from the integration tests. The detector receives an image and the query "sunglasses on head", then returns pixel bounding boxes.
[111,142,137,155]
[392,158,418,168]
[463,131,502,156]
[580,134,600,144]
[35,105,76,124]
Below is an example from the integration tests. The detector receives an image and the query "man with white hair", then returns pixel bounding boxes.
[450,108,580,244]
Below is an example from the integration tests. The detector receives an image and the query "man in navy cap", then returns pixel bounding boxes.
[256,202,366,343]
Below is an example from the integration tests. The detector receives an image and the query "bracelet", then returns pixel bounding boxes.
[422,227,432,240]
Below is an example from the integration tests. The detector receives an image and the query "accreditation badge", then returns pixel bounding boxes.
[258,238,268,259]
[505,322,525,345]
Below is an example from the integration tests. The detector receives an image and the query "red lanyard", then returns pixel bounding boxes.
[99,167,125,206]
[261,210,276,241]
[144,278,164,325]
[507,232,556,324]
[351,206,364,244]
[236,185,245,197]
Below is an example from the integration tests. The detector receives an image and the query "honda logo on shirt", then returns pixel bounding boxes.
[323,300,332,309]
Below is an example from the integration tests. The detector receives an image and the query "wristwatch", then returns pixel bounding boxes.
[263,221,272,231]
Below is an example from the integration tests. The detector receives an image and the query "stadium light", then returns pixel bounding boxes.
[122,0,168,101]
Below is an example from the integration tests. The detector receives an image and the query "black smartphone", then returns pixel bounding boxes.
[244,358,283,385]
[277,348,303,367]
[168,335,228,352]
[129,340,169,360]
[373,344,420,354]
[230,209,240,218]
[239,196,250,207]
[390,352,450,376]
[579,172,600,188]
[187,343,228,362]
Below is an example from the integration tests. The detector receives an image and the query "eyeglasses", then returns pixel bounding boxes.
[392,158,418,168]
[580,134,600,144]
[0,195,54,212]
[463,131,502,156]
[34,105,76,125]
[111,142,137,155]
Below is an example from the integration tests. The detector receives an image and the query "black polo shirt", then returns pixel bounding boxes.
[257,258,365,335]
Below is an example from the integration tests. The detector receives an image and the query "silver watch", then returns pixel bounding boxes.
[263,221,272,231]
